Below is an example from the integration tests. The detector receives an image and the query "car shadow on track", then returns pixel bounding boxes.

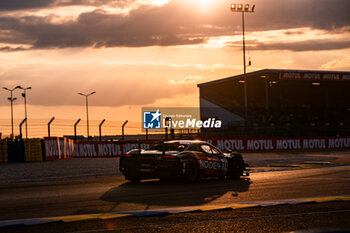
[100,178,252,211]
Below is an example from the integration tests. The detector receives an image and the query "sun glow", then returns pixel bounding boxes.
[139,0,172,6]
[187,0,217,13]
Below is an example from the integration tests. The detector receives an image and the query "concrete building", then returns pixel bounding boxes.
[197,69,350,136]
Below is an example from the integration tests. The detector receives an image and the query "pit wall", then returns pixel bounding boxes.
[1,136,349,163]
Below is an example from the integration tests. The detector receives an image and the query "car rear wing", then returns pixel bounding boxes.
[115,139,165,156]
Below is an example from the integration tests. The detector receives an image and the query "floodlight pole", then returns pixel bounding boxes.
[78,91,96,138]
[231,3,255,120]
[265,77,269,115]
[2,86,21,139]
[259,75,270,119]
[18,86,32,138]
[242,11,248,119]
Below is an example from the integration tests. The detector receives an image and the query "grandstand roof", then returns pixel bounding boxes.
[197,69,350,87]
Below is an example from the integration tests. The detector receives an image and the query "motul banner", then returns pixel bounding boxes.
[43,137,154,159]
[279,71,350,81]
[44,137,74,160]
[72,141,151,158]
[207,137,350,152]
[44,137,350,160]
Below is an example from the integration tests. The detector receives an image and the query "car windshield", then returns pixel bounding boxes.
[146,143,187,152]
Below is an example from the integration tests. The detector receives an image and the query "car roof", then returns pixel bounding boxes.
[165,140,208,145]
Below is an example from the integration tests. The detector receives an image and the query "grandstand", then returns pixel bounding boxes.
[197,69,350,137]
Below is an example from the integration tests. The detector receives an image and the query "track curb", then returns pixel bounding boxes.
[1,195,349,228]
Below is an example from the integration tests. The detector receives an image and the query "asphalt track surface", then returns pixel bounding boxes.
[3,202,350,233]
[0,166,349,222]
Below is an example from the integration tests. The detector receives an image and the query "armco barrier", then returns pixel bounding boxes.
[0,141,7,163]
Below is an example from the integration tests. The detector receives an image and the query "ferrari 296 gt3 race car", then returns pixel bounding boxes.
[119,140,248,182]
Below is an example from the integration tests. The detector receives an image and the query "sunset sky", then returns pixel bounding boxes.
[0,0,349,137]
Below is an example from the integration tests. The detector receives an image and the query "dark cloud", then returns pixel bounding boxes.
[0,0,55,11]
[284,31,304,36]
[0,0,134,11]
[0,46,27,52]
[0,0,349,50]
[0,7,207,49]
[246,39,350,52]
[250,0,350,31]
[57,0,136,8]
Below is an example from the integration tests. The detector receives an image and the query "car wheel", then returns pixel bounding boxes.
[227,157,244,179]
[182,158,199,182]
[125,170,140,183]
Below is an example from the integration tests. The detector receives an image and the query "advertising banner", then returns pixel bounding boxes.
[44,137,74,160]
[43,138,155,159]
[280,71,350,81]
[43,137,350,160]
[208,137,350,152]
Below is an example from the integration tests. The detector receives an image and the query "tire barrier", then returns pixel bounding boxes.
[7,140,25,163]
[24,139,43,162]
[0,141,7,163]
[0,139,44,163]
[41,139,46,162]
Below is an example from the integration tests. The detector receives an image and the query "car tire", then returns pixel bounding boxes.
[182,158,199,182]
[227,157,244,179]
[125,170,140,183]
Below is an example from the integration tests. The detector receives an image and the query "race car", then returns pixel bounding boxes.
[119,140,248,182]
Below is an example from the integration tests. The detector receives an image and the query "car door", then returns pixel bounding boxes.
[199,144,227,176]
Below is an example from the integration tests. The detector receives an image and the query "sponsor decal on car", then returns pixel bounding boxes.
[199,158,228,173]
[200,160,221,170]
